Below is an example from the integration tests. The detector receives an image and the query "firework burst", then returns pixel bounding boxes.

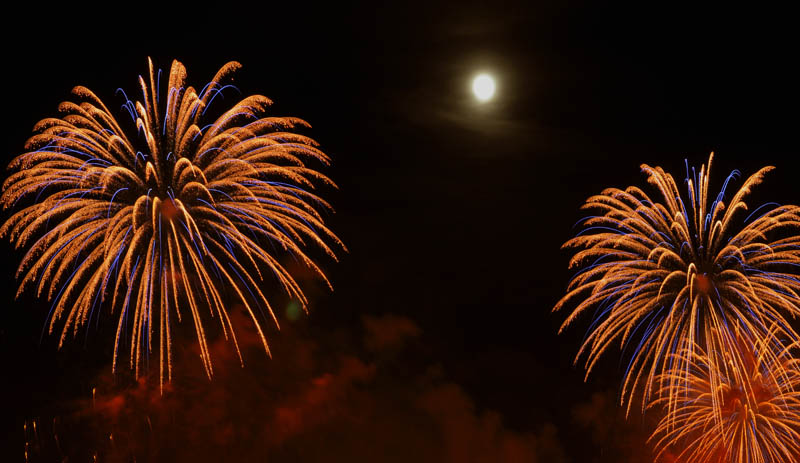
[553,153,800,414]
[649,329,800,463]
[1,58,344,385]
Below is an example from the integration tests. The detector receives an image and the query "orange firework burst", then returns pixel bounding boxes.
[554,153,800,414]
[1,58,344,386]
[649,330,800,463]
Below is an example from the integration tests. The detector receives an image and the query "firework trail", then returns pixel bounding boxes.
[1,58,344,386]
[649,327,800,463]
[553,153,800,414]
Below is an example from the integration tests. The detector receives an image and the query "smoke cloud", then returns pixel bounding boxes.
[24,313,568,463]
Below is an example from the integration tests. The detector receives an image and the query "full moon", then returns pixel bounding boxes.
[472,74,496,102]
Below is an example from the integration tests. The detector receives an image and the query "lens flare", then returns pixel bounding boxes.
[554,153,800,414]
[1,58,344,386]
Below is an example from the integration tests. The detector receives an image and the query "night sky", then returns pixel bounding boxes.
[2,3,800,462]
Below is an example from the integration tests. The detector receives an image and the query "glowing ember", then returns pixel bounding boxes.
[694,273,712,294]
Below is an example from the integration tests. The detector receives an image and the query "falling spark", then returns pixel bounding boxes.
[554,153,800,415]
[1,58,344,386]
[649,328,800,463]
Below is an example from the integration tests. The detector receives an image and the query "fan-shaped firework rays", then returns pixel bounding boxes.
[0,58,344,385]
[649,329,800,463]
[554,154,800,414]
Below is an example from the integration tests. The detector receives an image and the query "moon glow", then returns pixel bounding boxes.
[472,74,496,102]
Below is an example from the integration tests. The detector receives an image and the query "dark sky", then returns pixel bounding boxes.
[2,2,799,462]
